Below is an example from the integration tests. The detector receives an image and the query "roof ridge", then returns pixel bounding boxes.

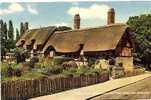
[55,23,127,34]
[26,26,56,31]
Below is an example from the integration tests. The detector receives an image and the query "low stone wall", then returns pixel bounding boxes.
[116,57,134,70]
[112,67,125,79]
[112,67,145,79]
[124,68,145,77]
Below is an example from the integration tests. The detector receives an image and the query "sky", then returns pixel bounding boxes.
[0,1,151,36]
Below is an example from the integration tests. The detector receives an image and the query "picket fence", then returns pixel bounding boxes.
[2,72,109,100]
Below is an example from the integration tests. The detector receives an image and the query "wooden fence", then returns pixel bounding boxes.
[1,72,109,100]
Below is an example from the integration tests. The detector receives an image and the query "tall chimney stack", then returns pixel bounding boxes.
[107,8,115,25]
[74,14,80,29]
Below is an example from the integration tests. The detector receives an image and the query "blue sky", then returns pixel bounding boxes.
[0,1,151,32]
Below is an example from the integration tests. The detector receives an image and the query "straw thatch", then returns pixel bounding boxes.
[16,29,38,46]
[16,26,56,48]
[17,23,129,53]
[43,23,128,53]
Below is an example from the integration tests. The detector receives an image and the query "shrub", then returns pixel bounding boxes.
[53,58,64,65]
[62,61,78,70]
[28,57,39,68]
[34,63,43,68]
[42,66,63,75]
[62,68,77,77]
[18,62,29,72]
[30,56,39,63]
[15,68,22,77]
[109,59,115,65]
[50,66,63,74]
[7,65,14,77]
[1,63,8,77]
[91,68,102,75]
[82,68,102,76]
[118,62,123,67]
[88,58,96,67]
[14,48,28,64]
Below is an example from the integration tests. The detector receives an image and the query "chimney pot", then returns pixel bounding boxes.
[107,8,115,25]
[74,14,80,29]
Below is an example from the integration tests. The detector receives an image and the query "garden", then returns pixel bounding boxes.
[1,48,110,99]
[1,48,108,82]
[1,47,146,100]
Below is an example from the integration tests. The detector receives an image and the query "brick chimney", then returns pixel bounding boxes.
[107,8,115,25]
[74,14,80,29]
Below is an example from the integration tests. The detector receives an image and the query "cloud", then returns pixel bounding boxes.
[27,5,38,15]
[54,22,68,27]
[72,2,79,6]
[0,3,24,15]
[67,4,110,19]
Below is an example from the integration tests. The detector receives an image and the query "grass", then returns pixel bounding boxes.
[1,71,45,81]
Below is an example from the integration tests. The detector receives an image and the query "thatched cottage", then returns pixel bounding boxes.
[16,8,135,70]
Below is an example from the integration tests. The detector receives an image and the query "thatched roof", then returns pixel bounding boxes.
[16,26,56,48]
[16,29,38,46]
[43,23,128,53]
[83,24,128,51]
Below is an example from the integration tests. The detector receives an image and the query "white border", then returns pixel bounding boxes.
[0,0,151,3]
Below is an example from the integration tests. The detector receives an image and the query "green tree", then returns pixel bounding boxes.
[8,20,14,40]
[0,20,4,38]
[20,22,24,35]
[24,22,29,31]
[4,22,8,40]
[16,28,20,41]
[0,19,5,60]
[127,14,151,70]
[7,20,15,50]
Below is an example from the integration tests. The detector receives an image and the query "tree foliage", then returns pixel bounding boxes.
[4,22,7,40]
[20,22,29,36]
[0,20,8,59]
[8,20,14,40]
[16,28,20,41]
[20,22,24,36]
[127,14,151,69]
[14,47,27,64]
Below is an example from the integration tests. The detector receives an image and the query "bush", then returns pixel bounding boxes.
[14,48,28,64]
[15,68,22,77]
[62,68,77,77]
[7,65,14,77]
[62,65,102,77]
[109,59,115,65]
[17,62,29,72]
[62,61,78,70]
[53,58,64,65]
[88,58,96,67]
[30,56,39,63]
[50,66,63,74]
[1,63,8,77]
[28,57,39,68]
[2,63,23,77]
[118,62,123,67]
[42,66,63,75]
